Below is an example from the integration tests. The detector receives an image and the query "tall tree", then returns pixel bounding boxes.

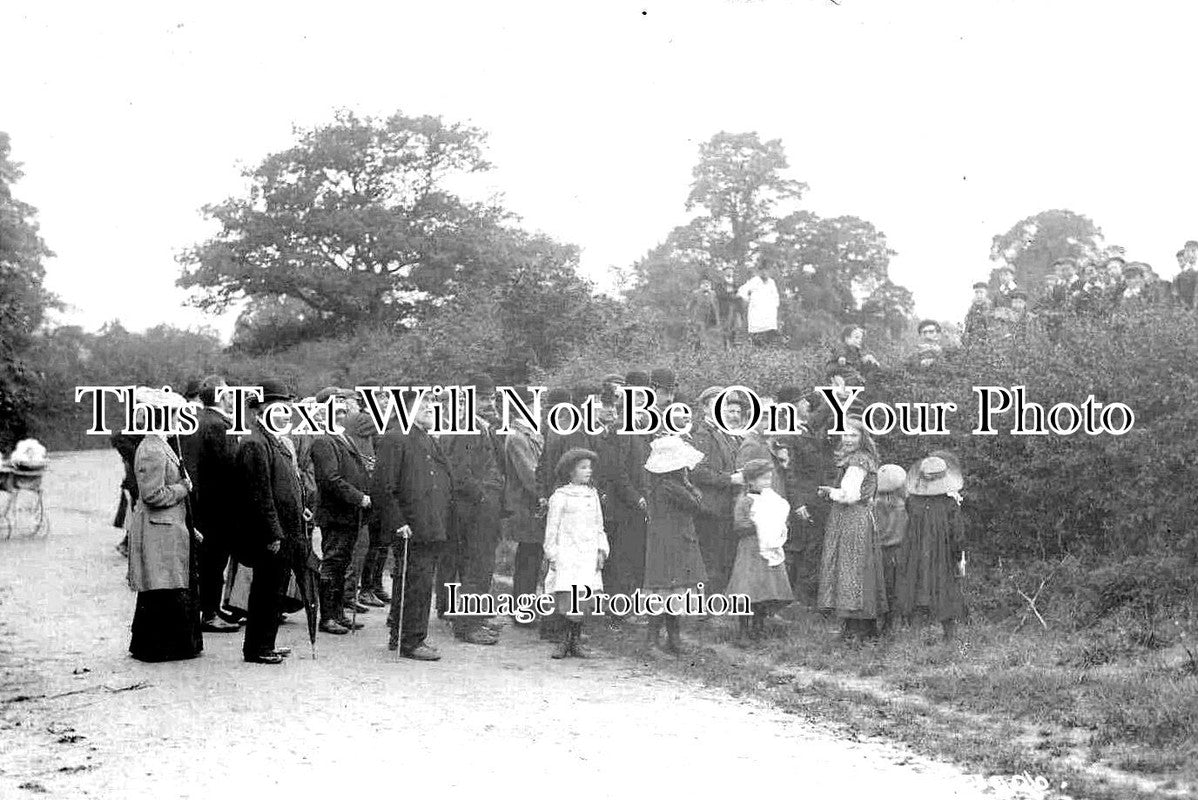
[685,131,807,275]
[989,209,1104,290]
[0,132,57,449]
[178,110,563,336]
[628,131,912,345]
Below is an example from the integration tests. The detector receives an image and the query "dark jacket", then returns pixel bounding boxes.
[234,420,306,568]
[690,418,738,519]
[643,470,706,590]
[502,421,543,543]
[373,426,453,544]
[310,433,370,528]
[179,407,238,536]
[443,420,503,505]
[606,431,651,514]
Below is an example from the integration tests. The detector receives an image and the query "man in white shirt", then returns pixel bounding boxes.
[737,263,781,346]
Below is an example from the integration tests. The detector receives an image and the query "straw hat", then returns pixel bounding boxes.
[877,464,907,493]
[907,456,963,496]
[643,435,704,474]
[133,386,188,409]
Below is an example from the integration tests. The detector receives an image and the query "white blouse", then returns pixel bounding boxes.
[828,465,865,504]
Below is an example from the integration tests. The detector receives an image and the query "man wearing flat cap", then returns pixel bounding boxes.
[437,373,504,645]
[234,379,305,665]
[689,386,743,592]
[373,389,452,660]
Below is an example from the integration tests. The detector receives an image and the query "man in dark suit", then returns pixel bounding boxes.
[689,386,743,594]
[374,390,452,661]
[180,375,241,632]
[602,373,653,606]
[438,373,503,645]
[235,380,306,665]
[310,388,372,635]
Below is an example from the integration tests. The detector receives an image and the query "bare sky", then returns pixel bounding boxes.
[5,1,1197,342]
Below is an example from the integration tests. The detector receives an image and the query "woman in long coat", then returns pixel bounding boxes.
[817,417,887,641]
[642,435,706,653]
[127,393,203,662]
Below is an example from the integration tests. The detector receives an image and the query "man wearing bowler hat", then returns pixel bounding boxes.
[235,379,305,665]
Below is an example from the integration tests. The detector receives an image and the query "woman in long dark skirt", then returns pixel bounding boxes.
[127,393,203,662]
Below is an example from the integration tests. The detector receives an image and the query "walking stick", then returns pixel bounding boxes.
[351,507,362,635]
[393,528,411,661]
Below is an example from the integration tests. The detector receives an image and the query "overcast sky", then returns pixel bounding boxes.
[5,0,1197,342]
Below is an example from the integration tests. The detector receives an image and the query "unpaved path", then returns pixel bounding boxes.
[0,451,1001,799]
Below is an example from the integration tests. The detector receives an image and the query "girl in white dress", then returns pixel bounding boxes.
[543,448,609,659]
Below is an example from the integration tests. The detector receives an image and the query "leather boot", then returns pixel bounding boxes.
[568,622,590,658]
[551,622,573,659]
[645,615,663,650]
[319,578,341,626]
[664,615,686,654]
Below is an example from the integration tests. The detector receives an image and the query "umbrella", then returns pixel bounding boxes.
[291,522,322,659]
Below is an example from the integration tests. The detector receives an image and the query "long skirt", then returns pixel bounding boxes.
[130,533,202,662]
[726,537,793,606]
[130,588,202,662]
[818,503,887,620]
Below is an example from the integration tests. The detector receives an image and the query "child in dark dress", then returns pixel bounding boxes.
[897,453,967,642]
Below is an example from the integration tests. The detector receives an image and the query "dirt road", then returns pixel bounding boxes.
[0,451,1001,799]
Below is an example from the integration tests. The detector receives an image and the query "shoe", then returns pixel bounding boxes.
[217,607,246,625]
[401,644,442,661]
[269,647,292,658]
[319,619,349,635]
[201,616,240,633]
[244,652,284,665]
[358,590,386,608]
[334,617,364,631]
[371,586,391,604]
[455,628,499,646]
[569,642,592,659]
[348,600,370,614]
[550,639,571,659]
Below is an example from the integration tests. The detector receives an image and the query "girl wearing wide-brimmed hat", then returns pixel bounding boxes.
[817,417,887,641]
[543,448,608,659]
[896,452,967,641]
[642,435,706,653]
[874,464,909,634]
[726,459,793,642]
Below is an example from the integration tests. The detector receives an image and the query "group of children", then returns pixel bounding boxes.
[537,434,968,659]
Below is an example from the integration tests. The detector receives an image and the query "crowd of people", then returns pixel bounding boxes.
[110,360,971,666]
[965,241,1198,342]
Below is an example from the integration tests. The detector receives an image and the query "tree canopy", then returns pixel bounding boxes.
[628,131,911,344]
[989,209,1105,289]
[178,110,578,348]
[0,132,57,450]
